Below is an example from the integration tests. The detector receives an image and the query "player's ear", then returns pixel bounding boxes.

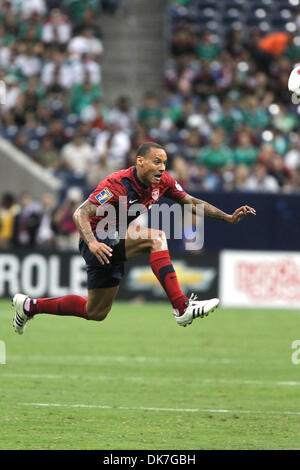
[136,155,144,167]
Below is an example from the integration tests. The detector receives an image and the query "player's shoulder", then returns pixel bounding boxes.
[89,167,133,204]
[161,171,184,190]
[106,166,133,183]
[159,171,186,201]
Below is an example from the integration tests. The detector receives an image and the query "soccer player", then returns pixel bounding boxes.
[13,142,256,334]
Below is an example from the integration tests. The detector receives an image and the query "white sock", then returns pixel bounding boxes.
[24,298,31,314]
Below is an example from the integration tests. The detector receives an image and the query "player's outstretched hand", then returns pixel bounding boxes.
[228,205,256,224]
[88,240,113,265]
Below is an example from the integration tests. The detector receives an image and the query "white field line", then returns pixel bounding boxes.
[7,354,235,364]
[1,372,300,387]
[16,402,300,416]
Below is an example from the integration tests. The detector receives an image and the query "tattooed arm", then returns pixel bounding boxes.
[73,199,98,245]
[180,193,256,224]
[73,199,112,264]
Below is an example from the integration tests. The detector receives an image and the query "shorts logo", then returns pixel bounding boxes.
[152,188,159,200]
[95,187,113,205]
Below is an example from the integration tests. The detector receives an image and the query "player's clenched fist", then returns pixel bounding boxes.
[228,205,256,224]
[88,240,113,264]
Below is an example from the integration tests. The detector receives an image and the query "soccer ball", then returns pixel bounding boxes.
[288,65,300,96]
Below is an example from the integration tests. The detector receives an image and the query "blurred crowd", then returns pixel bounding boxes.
[0,0,120,249]
[0,0,121,199]
[161,0,300,193]
[0,188,85,250]
[2,0,300,248]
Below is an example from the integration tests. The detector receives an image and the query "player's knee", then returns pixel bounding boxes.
[94,309,109,321]
[87,305,111,321]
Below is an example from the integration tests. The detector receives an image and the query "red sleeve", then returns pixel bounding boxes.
[163,172,187,201]
[88,175,126,206]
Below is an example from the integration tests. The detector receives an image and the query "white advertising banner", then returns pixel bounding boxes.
[220,250,300,309]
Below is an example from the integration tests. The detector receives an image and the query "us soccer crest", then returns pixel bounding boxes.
[152,188,159,200]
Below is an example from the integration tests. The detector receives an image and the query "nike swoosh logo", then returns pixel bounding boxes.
[129,199,139,204]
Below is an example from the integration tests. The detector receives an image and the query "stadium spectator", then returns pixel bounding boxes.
[42,8,72,44]
[138,92,164,132]
[108,96,137,135]
[196,31,221,62]
[46,120,69,150]
[233,131,258,168]
[12,0,47,17]
[197,130,233,171]
[243,163,280,193]
[61,133,95,187]
[36,192,57,248]
[52,186,83,250]
[2,75,21,112]
[234,165,251,192]
[269,153,293,190]
[36,136,60,169]
[63,0,102,23]
[0,193,19,248]
[171,27,196,58]
[169,154,189,188]
[181,128,204,163]
[94,120,131,171]
[13,42,42,77]
[188,163,220,192]
[68,27,103,58]
[284,139,300,172]
[83,97,108,128]
[41,50,68,89]
[12,192,41,247]
[272,103,299,134]
[70,77,101,116]
[257,143,280,172]
[14,132,30,153]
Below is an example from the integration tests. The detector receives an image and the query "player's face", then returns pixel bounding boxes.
[137,148,167,186]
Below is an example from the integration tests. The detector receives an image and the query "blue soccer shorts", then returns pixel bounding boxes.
[79,233,126,289]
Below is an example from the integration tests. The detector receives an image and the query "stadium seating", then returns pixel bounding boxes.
[163,0,300,196]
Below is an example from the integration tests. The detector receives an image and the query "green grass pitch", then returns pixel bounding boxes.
[0,299,300,450]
